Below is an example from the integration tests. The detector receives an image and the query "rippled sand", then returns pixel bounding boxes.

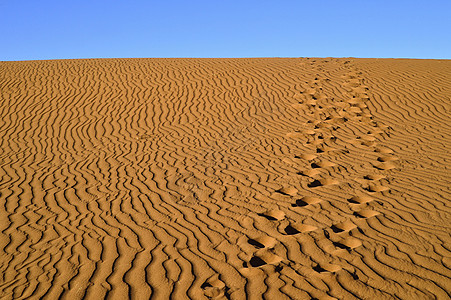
[0,58,450,299]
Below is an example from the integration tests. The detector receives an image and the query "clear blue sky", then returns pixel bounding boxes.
[1,0,450,61]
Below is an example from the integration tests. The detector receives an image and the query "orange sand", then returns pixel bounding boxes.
[0,58,450,299]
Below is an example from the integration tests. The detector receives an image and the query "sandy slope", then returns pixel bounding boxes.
[0,58,449,299]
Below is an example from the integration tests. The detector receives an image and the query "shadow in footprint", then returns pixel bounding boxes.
[294,199,309,207]
[258,210,285,221]
[259,213,278,221]
[333,241,352,251]
[347,195,374,204]
[313,263,341,274]
[308,180,322,188]
[311,163,322,169]
[308,178,338,188]
[201,274,229,299]
[365,185,390,193]
[331,225,344,233]
[364,174,386,181]
[284,225,300,235]
[311,161,336,169]
[295,153,317,161]
[313,264,327,273]
[353,210,380,218]
[330,221,356,233]
[247,239,265,249]
[294,196,322,207]
[275,187,298,196]
[249,256,267,267]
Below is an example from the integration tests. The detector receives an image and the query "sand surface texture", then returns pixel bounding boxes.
[0,58,450,299]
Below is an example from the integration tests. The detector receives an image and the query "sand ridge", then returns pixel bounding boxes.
[0,58,450,299]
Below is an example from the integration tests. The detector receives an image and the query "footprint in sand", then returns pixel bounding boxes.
[347,195,375,205]
[275,186,298,196]
[375,146,394,154]
[332,237,363,251]
[201,275,228,299]
[258,209,285,221]
[365,184,390,193]
[347,106,363,114]
[324,116,349,125]
[304,128,319,135]
[367,128,384,135]
[357,135,378,142]
[312,263,342,275]
[308,178,339,188]
[377,156,398,162]
[347,98,368,107]
[244,249,283,268]
[315,145,347,154]
[307,135,338,146]
[294,153,318,161]
[284,223,318,235]
[293,196,323,207]
[247,236,277,249]
[353,209,380,219]
[363,174,386,181]
[310,160,336,169]
[330,220,357,233]
[373,161,397,170]
[298,169,322,177]
[300,159,336,175]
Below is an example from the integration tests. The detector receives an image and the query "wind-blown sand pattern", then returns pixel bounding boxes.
[0,58,450,299]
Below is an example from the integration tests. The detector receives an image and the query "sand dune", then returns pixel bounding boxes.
[0,58,450,299]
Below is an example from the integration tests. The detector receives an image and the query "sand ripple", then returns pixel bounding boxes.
[0,58,450,299]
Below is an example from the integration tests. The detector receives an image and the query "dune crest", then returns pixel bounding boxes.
[0,58,450,299]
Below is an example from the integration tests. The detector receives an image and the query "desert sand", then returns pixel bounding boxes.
[0,58,450,299]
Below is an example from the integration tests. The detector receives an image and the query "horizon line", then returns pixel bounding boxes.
[2,56,450,63]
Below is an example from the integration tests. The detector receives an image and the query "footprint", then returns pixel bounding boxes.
[294,196,323,207]
[315,145,339,153]
[324,116,348,124]
[308,178,339,188]
[365,184,390,193]
[363,174,386,181]
[201,275,228,299]
[247,236,277,249]
[297,224,318,233]
[373,161,397,170]
[245,250,283,268]
[313,263,342,274]
[259,209,285,221]
[357,135,377,142]
[347,195,374,204]
[307,134,337,146]
[295,153,318,161]
[353,209,380,219]
[333,237,362,251]
[284,223,318,235]
[298,169,322,177]
[375,147,393,154]
[285,131,304,138]
[330,221,357,233]
[377,156,398,162]
[347,106,362,114]
[310,161,336,169]
[284,225,301,235]
[275,186,298,196]
[352,86,369,93]
[304,129,317,135]
[367,128,384,135]
[349,138,377,147]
